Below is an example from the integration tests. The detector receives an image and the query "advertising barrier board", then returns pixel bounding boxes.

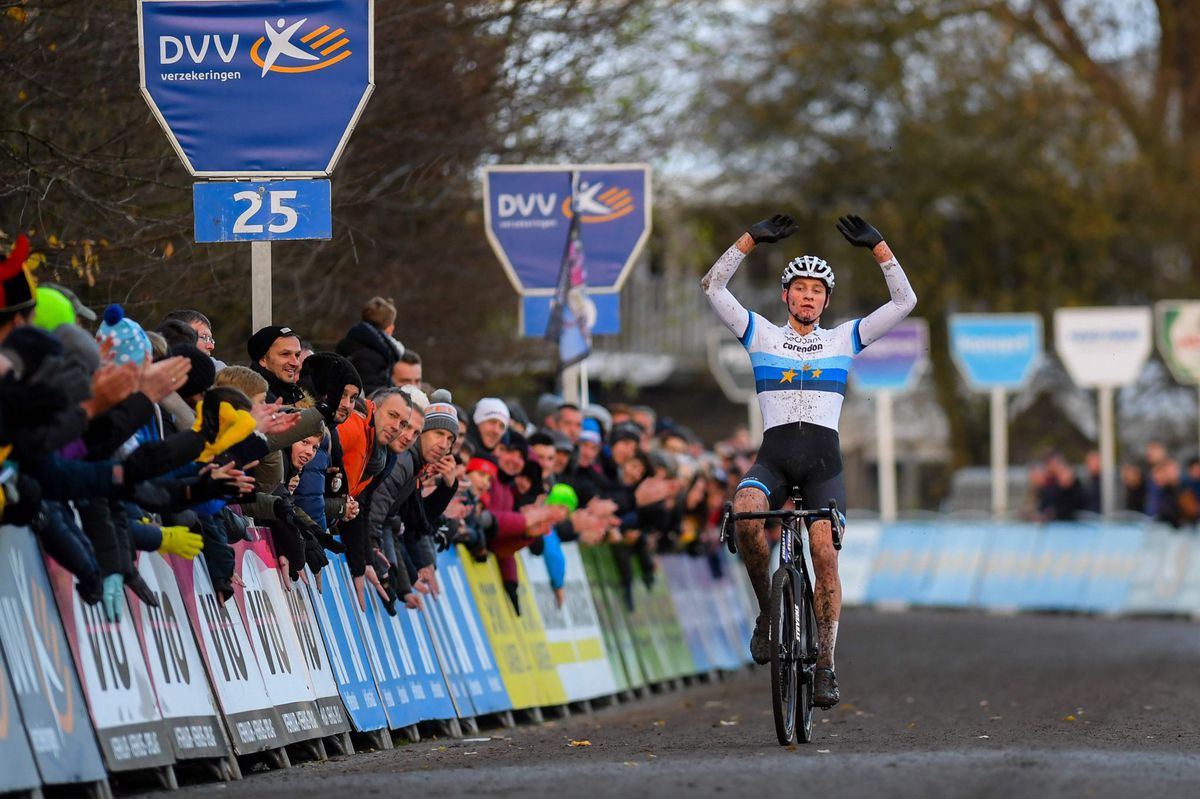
[0,526,107,786]
[132,553,229,760]
[44,557,173,771]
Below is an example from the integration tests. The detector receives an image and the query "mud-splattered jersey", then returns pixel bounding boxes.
[702,243,917,433]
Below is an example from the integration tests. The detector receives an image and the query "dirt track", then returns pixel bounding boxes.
[166,608,1200,798]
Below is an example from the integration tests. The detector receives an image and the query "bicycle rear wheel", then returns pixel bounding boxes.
[769,568,798,745]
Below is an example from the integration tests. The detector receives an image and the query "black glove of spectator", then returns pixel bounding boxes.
[125,571,160,608]
[1,471,43,526]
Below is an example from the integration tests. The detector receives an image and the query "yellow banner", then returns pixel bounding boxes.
[457,549,568,708]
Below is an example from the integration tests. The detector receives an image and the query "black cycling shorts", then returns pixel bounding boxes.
[737,423,847,513]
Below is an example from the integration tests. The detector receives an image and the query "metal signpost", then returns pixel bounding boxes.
[1054,307,1153,516]
[1155,300,1200,454]
[851,318,929,521]
[138,0,375,330]
[482,164,651,404]
[948,314,1043,518]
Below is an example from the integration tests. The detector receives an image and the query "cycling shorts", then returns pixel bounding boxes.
[737,422,847,513]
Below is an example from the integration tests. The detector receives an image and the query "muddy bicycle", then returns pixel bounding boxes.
[720,489,844,745]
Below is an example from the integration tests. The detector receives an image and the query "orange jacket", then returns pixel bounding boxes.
[337,399,377,498]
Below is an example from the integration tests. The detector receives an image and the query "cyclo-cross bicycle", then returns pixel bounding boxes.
[720,489,844,745]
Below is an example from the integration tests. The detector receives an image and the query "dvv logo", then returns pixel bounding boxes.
[251,17,354,76]
[562,180,636,223]
[496,178,638,229]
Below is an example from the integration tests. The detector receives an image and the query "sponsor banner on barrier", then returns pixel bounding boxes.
[232,536,332,743]
[392,604,457,723]
[420,591,475,719]
[1078,524,1144,613]
[282,569,352,736]
[171,554,286,754]
[437,548,510,716]
[1123,525,1190,611]
[304,556,388,732]
[43,557,173,772]
[688,557,742,671]
[586,546,649,687]
[577,546,634,692]
[1021,523,1096,611]
[840,521,883,606]
[131,553,229,760]
[865,523,941,605]
[511,558,569,706]
[660,556,718,674]
[642,559,697,680]
[625,560,671,683]
[459,553,543,710]
[520,544,617,702]
[975,524,1042,610]
[348,555,453,728]
[0,625,45,794]
[916,524,993,608]
[0,526,107,786]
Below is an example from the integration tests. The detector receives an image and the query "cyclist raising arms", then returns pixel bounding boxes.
[702,214,917,708]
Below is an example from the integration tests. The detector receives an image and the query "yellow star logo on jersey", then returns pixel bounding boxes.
[811,368,822,379]
[780,368,798,383]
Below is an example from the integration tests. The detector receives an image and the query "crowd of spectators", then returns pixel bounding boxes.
[0,239,751,628]
[1030,442,1200,528]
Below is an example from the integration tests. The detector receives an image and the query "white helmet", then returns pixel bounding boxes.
[781,255,835,290]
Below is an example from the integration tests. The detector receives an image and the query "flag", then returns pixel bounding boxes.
[546,172,593,370]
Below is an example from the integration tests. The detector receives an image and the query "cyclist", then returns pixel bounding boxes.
[702,213,917,708]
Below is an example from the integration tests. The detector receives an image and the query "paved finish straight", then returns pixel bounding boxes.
[168,609,1200,798]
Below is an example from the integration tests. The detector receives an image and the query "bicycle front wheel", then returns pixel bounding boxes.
[769,568,798,745]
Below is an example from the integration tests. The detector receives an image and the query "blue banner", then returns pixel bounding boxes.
[948,313,1043,390]
[305,556,388,733]
[852,318,929,392]
[436,548,510,715]
[392,608,457,723]
[483,165,651,293]
[194,179,332,242]
[0,526,107,787]
[140,0,373,175]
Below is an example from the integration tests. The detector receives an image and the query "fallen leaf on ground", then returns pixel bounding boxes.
[718,720,738,727]
[569,740,592,747]
[1063,715,1076,722]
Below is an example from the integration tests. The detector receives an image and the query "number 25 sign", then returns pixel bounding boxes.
[193,179,332,242]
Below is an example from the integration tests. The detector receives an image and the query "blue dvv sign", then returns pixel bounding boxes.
[139,0,374,176]
[949,313,1043,390]
[194,179,332,242]
[483,165,651,293]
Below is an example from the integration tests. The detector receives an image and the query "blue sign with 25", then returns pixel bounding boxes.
[194,179,332,242]
[139,0,373,176]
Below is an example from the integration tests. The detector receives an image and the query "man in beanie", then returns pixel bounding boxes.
[471,396,509,452]
[0,234,38,343]
[299,352,363,427]
[247,325,304,404]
